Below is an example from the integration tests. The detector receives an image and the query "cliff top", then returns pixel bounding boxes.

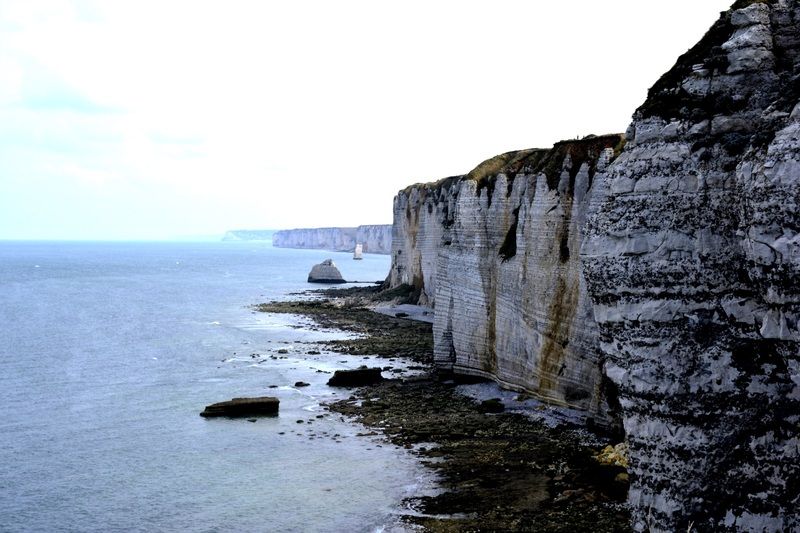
[399,134,625,197]
[399,175,465,195]
[467,134,624,190]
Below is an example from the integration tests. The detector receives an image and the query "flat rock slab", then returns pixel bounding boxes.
[200,396,279,418]
[327,366,384,387]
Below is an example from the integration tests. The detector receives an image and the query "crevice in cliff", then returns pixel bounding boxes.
[542,135,624,191]
[558,194,575,264]
[499,207,520,261]
[477,176,497,208]
[559,230,571,263]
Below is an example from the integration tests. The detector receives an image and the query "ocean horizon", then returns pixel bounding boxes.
[0,241,428,532]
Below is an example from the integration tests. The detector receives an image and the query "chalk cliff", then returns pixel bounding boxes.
[356,225,393,255]
[389,176,461,306]
[391,137,624,424]
[582,1,800,530]
[389,0,799,529]
[272,225,392,254]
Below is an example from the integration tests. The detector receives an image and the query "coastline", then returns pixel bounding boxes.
[257,288,631,532]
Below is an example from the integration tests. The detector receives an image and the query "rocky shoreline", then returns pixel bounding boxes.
[257,288,630,532]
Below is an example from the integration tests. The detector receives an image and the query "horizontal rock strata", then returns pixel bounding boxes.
[272,225,392,254]
[582,1,800,530]
[391,136,625,425]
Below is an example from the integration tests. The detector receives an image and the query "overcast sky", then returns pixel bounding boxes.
[0,0,733,240]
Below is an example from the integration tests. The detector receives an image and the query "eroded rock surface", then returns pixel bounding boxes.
[582,1,800,530]
[391,137,624,425]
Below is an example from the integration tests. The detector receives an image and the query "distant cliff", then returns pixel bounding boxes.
[272,225,392,254]
[222,229,274,241]
[391,136,624,425]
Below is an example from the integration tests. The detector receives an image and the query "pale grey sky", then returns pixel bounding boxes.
[0,0,733,240]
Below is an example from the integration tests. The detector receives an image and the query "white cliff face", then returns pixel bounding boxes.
[272,225,392,254]
[582,1,800,530]
[389,177,461,306]
[387,2,798,529]
[391,140,623,424]
[355,225,394,254]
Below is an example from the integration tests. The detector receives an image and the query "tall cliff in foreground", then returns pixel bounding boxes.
[389,0,799,530]
[582,1,799,530]
[272,225,392,254]
[391,136,624,424]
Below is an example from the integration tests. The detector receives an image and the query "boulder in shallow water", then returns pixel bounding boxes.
[327,366,384,387]
[307,259,346,284]
[200,397,279,417]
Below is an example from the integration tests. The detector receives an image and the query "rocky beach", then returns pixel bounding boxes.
[257,286,631,532]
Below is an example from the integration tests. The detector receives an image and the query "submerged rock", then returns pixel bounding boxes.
[327,366,384,387]
[200,397,279,417]
[307,259,346,284]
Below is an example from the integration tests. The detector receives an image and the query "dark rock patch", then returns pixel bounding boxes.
[327,366,384,387]
[478,398,505,413]
[200,397,279,418]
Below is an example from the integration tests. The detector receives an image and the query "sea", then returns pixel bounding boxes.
[0,241,429,533]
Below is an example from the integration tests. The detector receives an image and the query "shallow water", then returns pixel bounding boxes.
[0,241,426,532]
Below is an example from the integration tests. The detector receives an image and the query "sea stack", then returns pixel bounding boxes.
[307,259,346,284]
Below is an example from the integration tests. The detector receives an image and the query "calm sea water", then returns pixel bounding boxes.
[0,241,426,532]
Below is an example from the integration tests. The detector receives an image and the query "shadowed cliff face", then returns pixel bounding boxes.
[582,1,800,530]
[391,136,623,424]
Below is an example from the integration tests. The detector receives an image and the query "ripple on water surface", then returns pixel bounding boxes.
[0,242,429,532]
